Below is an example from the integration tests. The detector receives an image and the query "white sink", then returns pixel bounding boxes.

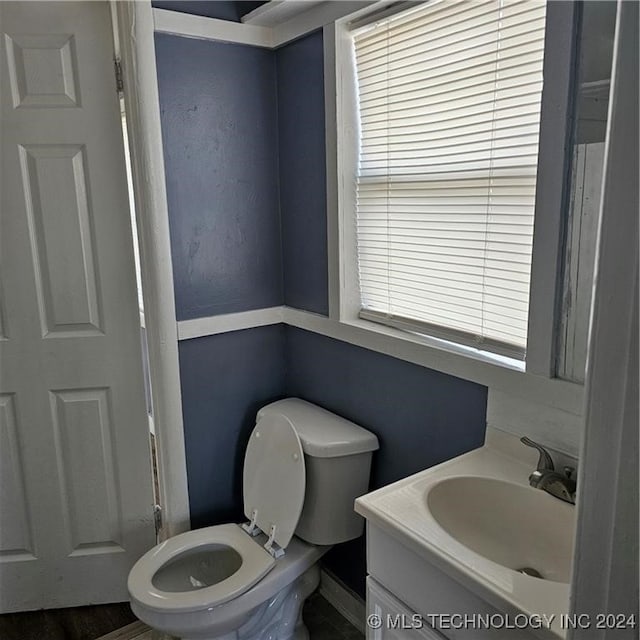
[355,430,579,638]
[426,476,575,583]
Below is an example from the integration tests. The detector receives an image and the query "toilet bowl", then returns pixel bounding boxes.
[129,525,327,639]
[128,399,379,640]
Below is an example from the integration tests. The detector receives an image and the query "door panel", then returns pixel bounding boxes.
[0,393,34,561]
[20,144,104,336]
[51,388,124,555]
[0,1,156,612]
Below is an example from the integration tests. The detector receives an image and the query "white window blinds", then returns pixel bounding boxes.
[352,0,547,359]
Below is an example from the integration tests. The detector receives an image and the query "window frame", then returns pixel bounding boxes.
[329,0,579,378]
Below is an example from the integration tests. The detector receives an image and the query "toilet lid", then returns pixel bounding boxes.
[243,413,306,550]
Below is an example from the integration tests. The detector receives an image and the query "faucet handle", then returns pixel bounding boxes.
[520,436,555,472]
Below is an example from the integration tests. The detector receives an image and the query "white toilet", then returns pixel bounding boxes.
[128,398,379,640]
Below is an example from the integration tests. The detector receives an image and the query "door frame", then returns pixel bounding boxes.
[111,1,189,539]
[569,0,638,634]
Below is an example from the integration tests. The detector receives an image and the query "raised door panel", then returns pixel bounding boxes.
[19,144,103,337]
[0,279,7,340]
[0,394,35,561]
[4,33,81,109]
[51,389,124,555]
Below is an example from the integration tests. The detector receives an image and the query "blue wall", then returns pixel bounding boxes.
[155,34,282,320]
[154,28,329,320]
[155,27,488,599]
[284,326,487,595]
[177,323,487,594]
[178,325,286,529]
[277,31,329,315]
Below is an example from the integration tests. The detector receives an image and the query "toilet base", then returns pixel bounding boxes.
[181,564,320,640]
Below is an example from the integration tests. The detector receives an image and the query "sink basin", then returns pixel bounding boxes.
[426,476,576,583]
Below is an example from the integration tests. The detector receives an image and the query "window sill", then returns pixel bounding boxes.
[346,316,526,373]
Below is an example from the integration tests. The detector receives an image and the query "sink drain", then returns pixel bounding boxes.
[516,567,545,579]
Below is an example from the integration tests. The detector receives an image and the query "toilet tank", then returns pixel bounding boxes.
[257,398,379,546]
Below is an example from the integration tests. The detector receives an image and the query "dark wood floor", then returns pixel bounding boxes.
[0,602,137,640]
[0,593,363,640]
[304,592,365,640]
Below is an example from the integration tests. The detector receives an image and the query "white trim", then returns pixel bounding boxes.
[570,0,639,633]
[115,1,190,538]
[153,8,274,48]
[271,1,372,48]
[323,24,340,321]
[557,142,606,384]
[319,569,366,634]
[242,0,324,27]
[152,3,373,50]
[526,1,579,376]
[331,19,361,323]
[177,307,284,341]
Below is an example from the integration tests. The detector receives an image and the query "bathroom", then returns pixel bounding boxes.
[0,1,636,640]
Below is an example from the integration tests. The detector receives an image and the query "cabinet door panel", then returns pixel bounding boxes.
[367,577,447,640]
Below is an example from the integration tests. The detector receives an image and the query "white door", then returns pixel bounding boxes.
[0,1,156,612]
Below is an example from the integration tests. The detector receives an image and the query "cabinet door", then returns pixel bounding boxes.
[367,577,447,640]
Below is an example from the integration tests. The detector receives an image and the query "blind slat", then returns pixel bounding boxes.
[353,0,546,356]
[356,47,545,97]
[355,1,544,55]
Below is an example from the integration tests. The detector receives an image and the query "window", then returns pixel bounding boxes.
[351,0,547,360]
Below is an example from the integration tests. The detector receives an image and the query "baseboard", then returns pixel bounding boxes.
[95,620,151,640]
[319,569,366,634]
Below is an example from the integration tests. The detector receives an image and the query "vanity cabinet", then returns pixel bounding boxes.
[367,576,446,640]
[356,436,572,640]
[365,524,549,640]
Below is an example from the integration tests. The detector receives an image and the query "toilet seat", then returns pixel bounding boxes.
[127,524,275,614]
[243,413,306,552]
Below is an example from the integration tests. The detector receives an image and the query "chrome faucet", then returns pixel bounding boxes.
[520,437,576,504]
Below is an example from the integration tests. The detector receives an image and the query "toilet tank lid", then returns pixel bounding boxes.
[257,398,379,458]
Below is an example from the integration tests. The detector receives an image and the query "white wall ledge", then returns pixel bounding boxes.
[153,8,274,47]
[241,1,324,27]
[177,307,284,340]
